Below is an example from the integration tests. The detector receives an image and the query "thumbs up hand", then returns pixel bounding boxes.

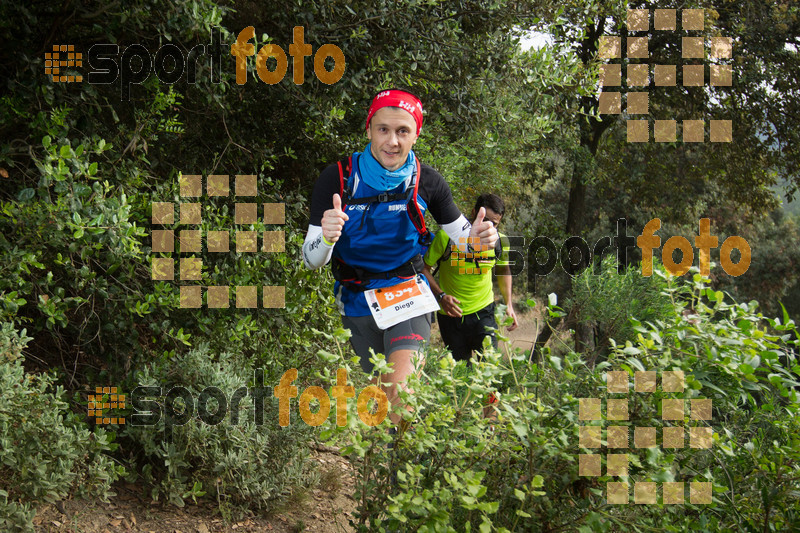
[468,206,497,251]
[322,193,349,244]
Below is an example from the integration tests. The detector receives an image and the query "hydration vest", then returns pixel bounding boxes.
[337,155,433,245]
[331,154,434,291]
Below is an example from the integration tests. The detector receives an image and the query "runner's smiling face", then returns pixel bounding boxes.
[367,107,418,171]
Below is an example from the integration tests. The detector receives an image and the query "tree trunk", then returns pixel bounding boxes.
[533,18,615,357]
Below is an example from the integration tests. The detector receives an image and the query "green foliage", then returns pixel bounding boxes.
[123,343,317,518]
[1,133,144,325]
[540,0,800,228]
[1,0,798,525]
[570,256,676,358]
[0,99,341,517]
[0,323,124,532]
[710,210,800,319]
[327,267,799,532]
[417,40,588,211]
[523,0,800,335]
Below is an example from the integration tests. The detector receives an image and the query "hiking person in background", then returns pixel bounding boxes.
[423,193,518,363]
[302,89,498,424]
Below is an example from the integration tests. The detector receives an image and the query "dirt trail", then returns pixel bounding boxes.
[501,307,542,355]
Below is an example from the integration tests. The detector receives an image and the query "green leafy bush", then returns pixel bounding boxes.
[0,323,124,532]
[1,104,343,518]
[570,255,675,359]
[123,342,318,518]
[329,268,799,532]
[0,113,151,363]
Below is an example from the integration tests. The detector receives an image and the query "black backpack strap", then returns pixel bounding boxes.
[345,191,408,205]
[431,237,452,276]
[331,254,424,292]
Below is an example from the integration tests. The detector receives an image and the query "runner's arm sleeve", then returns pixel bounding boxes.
[302,225,334,269]
[440,215,472,248]
[303,164,341,269]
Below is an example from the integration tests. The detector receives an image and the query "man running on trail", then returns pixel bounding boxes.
[302,89,497,424]
[423,193,518,362]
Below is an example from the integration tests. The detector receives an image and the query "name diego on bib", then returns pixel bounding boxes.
[364,276,439,329]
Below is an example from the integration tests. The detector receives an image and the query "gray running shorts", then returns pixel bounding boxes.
[341,313,432,374]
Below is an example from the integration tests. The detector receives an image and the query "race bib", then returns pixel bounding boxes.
[364,276,439,329]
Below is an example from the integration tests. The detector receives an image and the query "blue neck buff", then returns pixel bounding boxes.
[358,143,416,191]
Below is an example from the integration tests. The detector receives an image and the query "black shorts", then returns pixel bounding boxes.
[341,314,432,374]
[437,303,498,362]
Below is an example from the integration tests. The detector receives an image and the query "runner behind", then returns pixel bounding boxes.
[423,193,518,362]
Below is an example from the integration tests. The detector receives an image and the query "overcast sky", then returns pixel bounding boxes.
[519,31,553,50]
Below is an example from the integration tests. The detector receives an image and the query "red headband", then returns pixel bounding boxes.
[366,90,424,136]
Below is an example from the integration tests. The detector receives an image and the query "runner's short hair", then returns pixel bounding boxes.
[474,194,505,217]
